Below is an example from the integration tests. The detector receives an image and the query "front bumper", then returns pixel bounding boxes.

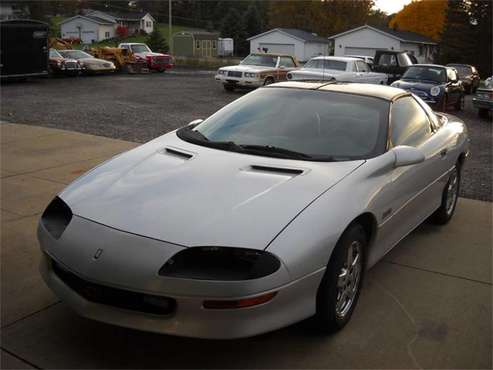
[215,74,264,88]
[38,215,322,339]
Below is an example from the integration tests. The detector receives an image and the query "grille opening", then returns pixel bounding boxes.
[41,197,73,240]
[165,147,193,159]
[250,165,303,176]
[52,260,176,316]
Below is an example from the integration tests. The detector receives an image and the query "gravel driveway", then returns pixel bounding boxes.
[1,70,491,201]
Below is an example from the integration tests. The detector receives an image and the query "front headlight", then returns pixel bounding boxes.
[217,69,226,75]
[430,86,441,96]
[244,72,258,78]
[159,247,281,280]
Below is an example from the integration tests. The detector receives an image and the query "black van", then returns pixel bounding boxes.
[0,19,49,79]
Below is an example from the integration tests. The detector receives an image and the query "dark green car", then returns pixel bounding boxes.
[473,77,493,119]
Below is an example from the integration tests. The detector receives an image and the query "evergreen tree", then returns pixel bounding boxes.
[439,0,475,65]
[244,4,262,38]
[146,27,169,53]
[220,7,247,56]
[468,0,492,77]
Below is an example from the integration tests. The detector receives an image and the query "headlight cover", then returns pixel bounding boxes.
[159,247,281,280]
[430,86,441,96]
[217,69,226,75]
[244,72,258,78]
[41,197,73,239]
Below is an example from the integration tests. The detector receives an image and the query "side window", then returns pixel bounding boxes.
[390,97,432,147]
[356,61,369,72]
[195,40,200,49]
[279,56,295,68]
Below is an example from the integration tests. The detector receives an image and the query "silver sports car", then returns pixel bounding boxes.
[38,82,469,339]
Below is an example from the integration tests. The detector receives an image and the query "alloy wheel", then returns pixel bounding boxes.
[335,240,362,318]
[445,168,459,216]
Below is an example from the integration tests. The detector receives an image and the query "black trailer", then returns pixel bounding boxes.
[0,19,49,79]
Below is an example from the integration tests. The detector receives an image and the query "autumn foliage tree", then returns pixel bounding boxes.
[389,0,448,41]
[268,0,374,37]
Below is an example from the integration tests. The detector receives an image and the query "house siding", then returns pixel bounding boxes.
[98,24,115,41]
[61,17,101,44]
[333,28,400,57]
[304,43,330,60]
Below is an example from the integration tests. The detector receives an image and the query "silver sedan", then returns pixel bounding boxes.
[38,82,469,339]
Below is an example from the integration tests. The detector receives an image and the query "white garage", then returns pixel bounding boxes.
[248,28,330,62]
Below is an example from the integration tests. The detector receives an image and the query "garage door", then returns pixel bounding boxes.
[259,43,295,56]
[344,47,376,57]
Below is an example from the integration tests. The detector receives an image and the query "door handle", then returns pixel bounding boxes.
[440,149,448,157]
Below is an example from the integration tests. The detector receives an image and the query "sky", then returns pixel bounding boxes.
[373,0,413,15]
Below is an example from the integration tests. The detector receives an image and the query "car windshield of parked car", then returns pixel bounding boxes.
[304,59,347,71]
[177,88,389,161]
[241,54,277,67]
[59,50,93,60]
[449,65,472,78]
[402,66,447,83]
[131,44,151,53]
[49,49,62,58]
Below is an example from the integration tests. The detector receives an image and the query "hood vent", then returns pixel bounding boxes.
[250,165,304,176]
[163,147,193,160]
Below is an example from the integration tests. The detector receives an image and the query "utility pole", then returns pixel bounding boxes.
[169,0,172,53]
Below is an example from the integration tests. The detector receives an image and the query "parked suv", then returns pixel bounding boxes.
[118,43,173,72]
[372,50,417,84]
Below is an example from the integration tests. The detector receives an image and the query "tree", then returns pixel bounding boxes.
[389,0,448,41]
[220,7,248,56]
[244,4,262,38]
[468,0,492,77]
[366,8,390,28]
[439,0,475,65]
[146,27,169,52]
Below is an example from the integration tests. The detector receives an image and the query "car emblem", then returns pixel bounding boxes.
[93,248,103,260]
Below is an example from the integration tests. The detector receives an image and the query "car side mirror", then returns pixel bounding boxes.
[392,145,425,167]
[188,119,203,126]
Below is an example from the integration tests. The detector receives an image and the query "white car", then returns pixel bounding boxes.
[38,82,469,339]
[215,53,299,91]
[287,56,387,85]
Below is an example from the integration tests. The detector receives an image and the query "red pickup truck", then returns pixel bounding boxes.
[118,43,173,72]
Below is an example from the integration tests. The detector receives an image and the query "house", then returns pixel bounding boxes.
[60,9,155,44]
[328,25,438,64]
[247,28,330,62]
[173,31,220,58]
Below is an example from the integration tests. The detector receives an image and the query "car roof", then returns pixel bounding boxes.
[267,81,409,101]
[410,64,447,69]
[250,52,293,58]
[311,56,360,62]
[120,43,146,46]
[446,63,473,67]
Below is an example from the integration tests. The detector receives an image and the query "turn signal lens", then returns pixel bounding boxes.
[203,292,277,309]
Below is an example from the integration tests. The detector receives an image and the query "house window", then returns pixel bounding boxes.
[105,31,110,38]
[212,40,217,49]
[196,40,200,49]
[146,21,151,28]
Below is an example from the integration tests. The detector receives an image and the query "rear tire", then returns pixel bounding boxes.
[315,223,366,333]
[430,164,460,225]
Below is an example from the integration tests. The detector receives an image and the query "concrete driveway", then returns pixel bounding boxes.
[1,122,491,369]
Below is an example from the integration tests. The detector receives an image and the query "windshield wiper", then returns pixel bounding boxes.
[239,144,314,160]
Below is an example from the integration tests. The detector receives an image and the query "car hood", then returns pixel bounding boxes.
[135,51,169,58]
[395,80,444,91]
[59,132,364,249]
[221,65,276,73]
[79,57,111,65]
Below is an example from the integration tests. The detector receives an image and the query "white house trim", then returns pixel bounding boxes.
[329,25,437,45]
[248,28,306,43]
[59,15,113,26]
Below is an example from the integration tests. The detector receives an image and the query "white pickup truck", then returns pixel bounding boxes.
[287,56,387,85]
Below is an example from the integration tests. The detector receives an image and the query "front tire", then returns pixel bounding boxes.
[264,77,275,86]
[315,224,366,333]
[430,165,460,225]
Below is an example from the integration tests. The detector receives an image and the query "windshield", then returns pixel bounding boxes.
[49,49,61,58]
[448,65,472,77]
[131,44,151,53]
[304,59,347,71]
[58,50,92,60]
[177,88,389,161]
[241,54,277,67]
[402,66,447,83]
